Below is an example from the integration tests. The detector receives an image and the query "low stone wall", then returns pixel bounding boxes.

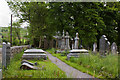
[10,45,30,58]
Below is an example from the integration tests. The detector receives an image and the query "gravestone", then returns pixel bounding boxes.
[93,42,97,52]
[111,42,117,54]
[61,30,65,50]
[99,35,107,55]
[2,42,6,68]
[65,32,70,50]
[74,33,79,49]
[22,49,47,60]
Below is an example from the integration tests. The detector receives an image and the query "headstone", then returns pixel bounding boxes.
[99,35,107,55]
[61,30,65,50]
[0,69,2,80]
[93,42,97,52]
[65,32,70,50]
[111,42,117,54]
[2,42,6,68]
[74,33,79,49]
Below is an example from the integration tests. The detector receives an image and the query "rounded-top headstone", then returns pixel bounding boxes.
[3,42,6,44]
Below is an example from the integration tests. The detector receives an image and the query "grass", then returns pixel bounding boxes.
[3,51,67,78]
[47,48,118,79]
[0,45,2,48]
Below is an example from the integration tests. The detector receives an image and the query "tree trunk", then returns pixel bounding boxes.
[39,36,41,48]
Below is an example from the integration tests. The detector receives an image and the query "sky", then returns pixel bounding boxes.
[0,0,11,27]
[0,0,28,28]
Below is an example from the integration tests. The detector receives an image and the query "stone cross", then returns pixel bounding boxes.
[74,33,79,49]
[2,42,6,68]
[111,42,117,54]
[65,32,70,50]
[99,35,107,55]
[61,30,65,50]
[93,42,97,52]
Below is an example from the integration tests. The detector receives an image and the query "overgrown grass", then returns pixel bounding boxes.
[47,49,118,79]
[3,51,67,78]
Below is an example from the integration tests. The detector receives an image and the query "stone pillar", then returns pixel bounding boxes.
[74,33,79,49]
[0,69,2,80]
[111,42,117,54]
[2,42,6,68]
[6,42,11,66]
[61,30,65,50]
[65,32,70,50]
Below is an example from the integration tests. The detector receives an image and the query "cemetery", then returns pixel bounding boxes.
[0,1,119,80]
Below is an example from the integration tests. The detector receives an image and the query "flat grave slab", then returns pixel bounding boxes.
[22,49,47,60]
[67,49,89,60]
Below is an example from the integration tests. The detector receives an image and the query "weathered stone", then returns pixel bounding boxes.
[93,42,97,52]
[21,60,37,66]
[61,30,65,50]
[20,63,38,70]
[0,69,2,80]
[99,35,107,55]
[2,42,6,68]
[67,49,89,60]
[22,49,47,60]
[74,33,79,49]
[111,42,117,54]
[65,32,70,50]
[6,43,11,66]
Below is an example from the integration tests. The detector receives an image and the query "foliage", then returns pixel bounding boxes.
[3,52,67,78]
[7,2,119,48]
[47,49,118,78]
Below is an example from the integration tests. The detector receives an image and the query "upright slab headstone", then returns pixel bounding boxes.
[65,32,70,50]
[99,35,106,55]
[111,42,117,54]
[2,42,6,68]
[74,33,79,49]
[6,42,11,66]
[61,30,65,50]
[93,42,97,52]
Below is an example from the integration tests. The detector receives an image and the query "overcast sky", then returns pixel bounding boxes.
[0,0,11,27]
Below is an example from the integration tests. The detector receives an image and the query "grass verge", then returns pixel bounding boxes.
[47,48,118,79]
[3,51,67,78]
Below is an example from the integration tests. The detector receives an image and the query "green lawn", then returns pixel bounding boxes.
[3,52,67,78]
[47,48,118,79]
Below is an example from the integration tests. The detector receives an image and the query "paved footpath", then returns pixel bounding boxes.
[46,52,95,78]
